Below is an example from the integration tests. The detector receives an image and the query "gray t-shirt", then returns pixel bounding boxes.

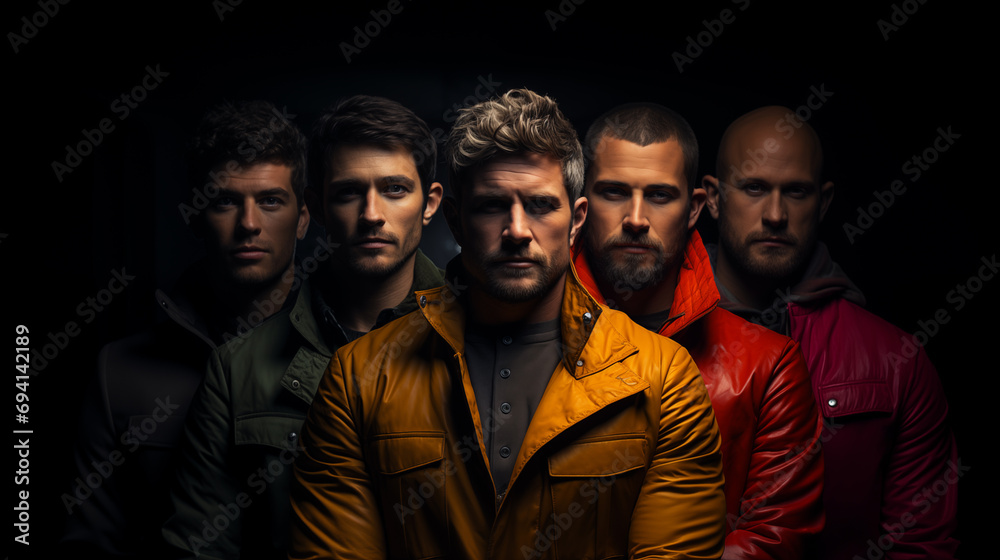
[465,318,562,494]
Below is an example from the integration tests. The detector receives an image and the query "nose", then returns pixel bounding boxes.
[762,190,787,230]
[360,187,386,226]
[502,204,532,245]
[238,200,262,234]
[622,191,649,234]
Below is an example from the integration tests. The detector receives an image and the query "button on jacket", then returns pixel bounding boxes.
[162,251,445,560]
[290,262,726,560]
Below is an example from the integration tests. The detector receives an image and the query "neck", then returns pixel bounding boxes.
[715,250,783,310]
[467,273,566,327]
[328,253,417,332]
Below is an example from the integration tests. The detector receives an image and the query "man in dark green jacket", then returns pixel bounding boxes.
[162,95,446,560]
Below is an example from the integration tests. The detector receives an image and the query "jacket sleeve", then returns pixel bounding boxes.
[161,349,242,560]
[881,349,959,559]
[59,345,131,555]
[289,351,387,559]
[723,340,825,560]
[629,346,727,559]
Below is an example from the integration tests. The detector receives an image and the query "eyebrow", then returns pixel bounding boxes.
[593,179,682,190]
[737,177,817,189]
[327,175,417,189]
[214,187,290,198]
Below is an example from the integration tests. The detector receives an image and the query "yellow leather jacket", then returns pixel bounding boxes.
[290,265,726,559]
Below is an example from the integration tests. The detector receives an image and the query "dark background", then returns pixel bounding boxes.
[7,1,990,558]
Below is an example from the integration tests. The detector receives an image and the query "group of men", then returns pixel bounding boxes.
[61,88,958,559]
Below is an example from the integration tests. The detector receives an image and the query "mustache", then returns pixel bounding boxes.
[604,233,666,252]
[746,232,797,244]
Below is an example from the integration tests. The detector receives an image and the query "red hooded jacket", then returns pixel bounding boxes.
[574,230,825,559]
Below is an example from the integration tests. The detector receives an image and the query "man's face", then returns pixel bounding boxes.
[583,137,702,292]
[321,144,441,277]
[203,162,308,288]
[706,129,833,282]
[451,153,586,303]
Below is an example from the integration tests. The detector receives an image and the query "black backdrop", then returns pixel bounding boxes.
[7,1,991,558]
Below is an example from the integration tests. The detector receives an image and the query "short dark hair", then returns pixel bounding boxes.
[308,95,437,196]
[445,88,584,201]
[188,99,307,205]
[584,102,699,191]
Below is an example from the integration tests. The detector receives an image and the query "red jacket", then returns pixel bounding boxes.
[574,230,824,559]
[712,242,960,559]
[790,299,959,560]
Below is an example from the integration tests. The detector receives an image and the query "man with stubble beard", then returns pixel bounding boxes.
[162,95,445,560]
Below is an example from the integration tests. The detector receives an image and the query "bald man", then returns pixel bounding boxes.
[703,106,959,560]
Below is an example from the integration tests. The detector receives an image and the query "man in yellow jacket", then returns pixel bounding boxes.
[290,88,726,559]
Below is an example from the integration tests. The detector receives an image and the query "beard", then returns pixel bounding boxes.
[717,218,814,284]
[468,244,567,303]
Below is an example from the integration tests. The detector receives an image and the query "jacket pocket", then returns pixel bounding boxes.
[546,436,648,560]
[371,432,448,560]
[817,381,892,419]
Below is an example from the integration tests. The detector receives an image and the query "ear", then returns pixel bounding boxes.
[702,174,721,219]
[568,196,588,246]
[818,180,835,222]
[688,186,707,230]
[443,196,464,247]
[422,181,444,226]
[305,187,323,230]
[296,200,311,240]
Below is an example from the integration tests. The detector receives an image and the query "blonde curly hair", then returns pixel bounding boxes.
[445,88,584,200]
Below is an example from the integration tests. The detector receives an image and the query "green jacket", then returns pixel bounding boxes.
[162,252,444,560]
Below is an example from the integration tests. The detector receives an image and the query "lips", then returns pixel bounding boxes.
[354,237,394,249]
[614,243,656,254]
[232,245,268,260]
[752,236,794,246]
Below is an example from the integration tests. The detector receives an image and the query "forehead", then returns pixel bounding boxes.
[215,162,294,190]
[469,153,567,200]
[325,144,419,179]
[589,137,686,187]
[723,127,822,184]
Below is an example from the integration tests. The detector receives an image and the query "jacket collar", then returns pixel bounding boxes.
[417,256,635,379]
[154,260,218,348]
[572,229,719,338]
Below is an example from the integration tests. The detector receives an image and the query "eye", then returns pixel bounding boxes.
[598,185,627,200]
[331,186,363,202]
[212,196,237,209]
[384,184,408,197]
[784,186,809,199]
[742,183,766,196]
[525,197,557,214]
[260,196,283,208]
[646,190,675,203]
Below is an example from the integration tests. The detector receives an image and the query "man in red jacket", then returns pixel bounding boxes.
[573,102,824,559]
[702,105,959,559]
